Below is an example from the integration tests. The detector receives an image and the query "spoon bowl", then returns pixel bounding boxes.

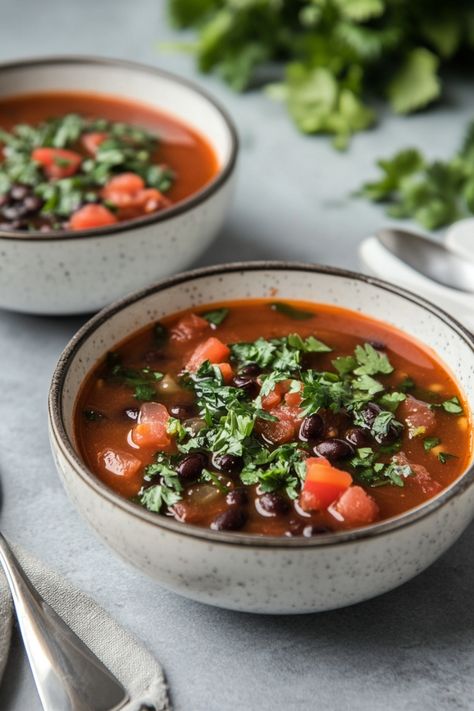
[376,228,474,294]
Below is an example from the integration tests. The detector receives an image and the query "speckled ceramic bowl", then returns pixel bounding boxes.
[48,263,474,614]
[0,56,237,315]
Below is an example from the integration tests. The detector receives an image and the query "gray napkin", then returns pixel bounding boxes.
[0,545,171,711]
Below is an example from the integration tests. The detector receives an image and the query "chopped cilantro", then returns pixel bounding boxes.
[200,469,230,493]
[354,343,394,376]
[107,358,164,401]
[270,302,313,320]
[378,391,406,411]
[154,322,168,345]
[424,436,441,451]
[332,355,357,376]
[442,397,463,415]
[201,307,229,327]
[438,452,457,464]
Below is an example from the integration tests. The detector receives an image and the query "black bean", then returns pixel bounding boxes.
[143,350,166,364]
[359,402,382,429]
[239,362,262,377]
[377,421,403,445]
[231,374,259,397]
[124,407,139,421]
[368,340,386,351]
[0,219,26,231]
[212,453,243,474]
[303,525,331,537]
[9,184,30,201]
[313,438,354,461]
[344,427,369,448]
[0,194,9,209]
[285,519,305,536]
[299,414,324,442]
[258,492,290,515]
[23,195,43,214]
[169,404,194,420]
[177,453,207,482]
[225,488,248,506]
[2,204,27,221]
[211,507,247,531]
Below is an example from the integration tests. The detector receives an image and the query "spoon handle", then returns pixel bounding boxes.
[0,533,128,711]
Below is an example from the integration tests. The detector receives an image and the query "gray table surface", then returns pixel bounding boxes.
[1,1,473,709]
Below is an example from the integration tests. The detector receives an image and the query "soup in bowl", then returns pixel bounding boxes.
[49,263,474,613]
[0,56,237,314]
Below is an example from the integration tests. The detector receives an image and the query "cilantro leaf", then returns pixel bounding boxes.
[442,396,463,414]
[354,343,394,376]
[201,307,229,327]
[378,391,406,412]
[387,48,441,115]
[438,452,457,464]
[270,302,313,320]
[424,436,441,451]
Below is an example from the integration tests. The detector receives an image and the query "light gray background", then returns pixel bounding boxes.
[0,1,473,709]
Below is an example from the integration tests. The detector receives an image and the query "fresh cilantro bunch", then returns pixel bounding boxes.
[358,120,474,229]
[167,0,474,148]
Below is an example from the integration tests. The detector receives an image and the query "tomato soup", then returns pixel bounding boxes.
[75,300,472,536]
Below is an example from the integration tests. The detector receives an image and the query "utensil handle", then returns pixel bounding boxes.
[0,534,128,711]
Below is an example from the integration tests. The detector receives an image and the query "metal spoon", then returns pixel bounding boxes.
[0,533,128,711]
[376,227,474,294]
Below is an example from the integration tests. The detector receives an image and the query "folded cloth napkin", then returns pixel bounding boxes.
[0,545,171,711]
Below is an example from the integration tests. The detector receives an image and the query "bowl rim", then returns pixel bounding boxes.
[48,261,474,549]
[0,54,238,242]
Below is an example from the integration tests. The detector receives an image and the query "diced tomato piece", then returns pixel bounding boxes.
[217,362,233,383]
[300,457,353,511]
[256,404,302,445]
[81,132,108,154]
[32,147,82,178]
[97,448,142,498]
[399,395,436,438]
[394,452,442,497]
[261,386,284,411]
[261,380,302,411]
[170,313,209,342]
[98,448,142,479]
[69,204,118,231]
[329,485,379,527]
[284,387,303,408]
[103,172,145,195]
[186,337,230,371]
[132,402,171,449]
[137,188,171,213]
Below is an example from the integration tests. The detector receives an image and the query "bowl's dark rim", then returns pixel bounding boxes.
[49,261,474,549]
[0,55,238,242]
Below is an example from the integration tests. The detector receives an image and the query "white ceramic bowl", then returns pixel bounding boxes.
[0,56,237,315]
[48,263,474,614]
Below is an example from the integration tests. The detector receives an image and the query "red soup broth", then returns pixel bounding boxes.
[0,91,219,231]
[75,300,472,537]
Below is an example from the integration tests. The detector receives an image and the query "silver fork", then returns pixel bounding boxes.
[0,532,128,711]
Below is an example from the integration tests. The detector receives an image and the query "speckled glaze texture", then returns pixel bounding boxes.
[0,57,238,315]
[49,263,474,613]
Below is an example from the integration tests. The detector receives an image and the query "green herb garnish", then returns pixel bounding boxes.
[358,119,474,229]
[424,436,441,451]
[438,452,457,464]
[270,302,314,320]
[201,308,229,327]
[441,397,463,414]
